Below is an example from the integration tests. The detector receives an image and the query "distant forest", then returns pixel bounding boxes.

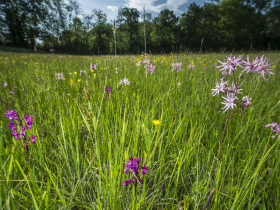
[0,0,279,54]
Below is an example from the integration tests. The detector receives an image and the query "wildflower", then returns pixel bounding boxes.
[177,82,181,86]
[74,72,77,74]
[153,120,160,125]
[211,78,228,96]
[255,55,275,81]
[189,65,195,70]
[265,122,280,139]
[221,93,238,112]
[5,110,19,120]
[91,63,97,70]
[29,135,37,144]
[9,91,14,95]
[4,81,8,87]
[242,56,260,73]
[7,121,17,131]
[78,79,81,82]
[119,78,130,85]
[13,86,17,89]
[217,54,243,75]
[91,70,94,72]
[241,96,252,108]
[146,63,156,74]
[55,73,65,80]
[80,70,87,75]
[123,157,148,186]
[11,131,21,140]
[104,67,107,70]
[142,124,145,127]
[172,62,183,72]
[94,74,96,76]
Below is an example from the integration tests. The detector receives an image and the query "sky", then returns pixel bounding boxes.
[77,0,211,23]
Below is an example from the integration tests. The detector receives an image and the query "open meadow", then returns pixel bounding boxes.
[1,51,280,209]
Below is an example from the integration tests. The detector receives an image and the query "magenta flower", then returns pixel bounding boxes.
[7,121,16,130]
[217,54,243,75]
[9,91,14,95]
[29,135,37,144]
[4,81,8,87]
[123,180,134,186]
[123,157,148,186]
[5,110,18,120]
[221,93,238,112]
[11,131,21,140]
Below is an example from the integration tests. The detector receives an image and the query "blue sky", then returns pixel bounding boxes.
[77,0,211,23]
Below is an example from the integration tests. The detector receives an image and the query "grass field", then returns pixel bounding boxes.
[0,50,280,209]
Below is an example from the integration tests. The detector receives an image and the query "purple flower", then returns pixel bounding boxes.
[29,135,37,144]
[146,63,156,74]
[217,54,243,75]
[5,110,18,120]
[177,82,181,86]
[221,93,238,112]
[9,91,14,95]
[123,157,148,186]
[123,179,134,186]
[7,121,16,130]
[11,131,21,140]
[4,81,8,87]
[13,86,17,89]
[141,165,149,175]
[20,125,26,138]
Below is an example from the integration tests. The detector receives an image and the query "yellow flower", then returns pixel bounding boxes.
[142,124,145,127]
[74,72,77,74]
[77,79,81,82]
[94,74,96,76]
[91,70,94,72]
[153,120,160,125]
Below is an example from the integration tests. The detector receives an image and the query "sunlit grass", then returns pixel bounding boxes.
[0,51,280,209]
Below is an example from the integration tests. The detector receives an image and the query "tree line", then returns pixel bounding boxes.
[0,0,279,55]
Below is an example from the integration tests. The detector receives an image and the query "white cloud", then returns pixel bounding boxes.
[125,0,188,14]
[107,5,119,12]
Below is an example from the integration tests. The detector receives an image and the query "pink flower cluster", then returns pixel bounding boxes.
[55,73,65,80]
[213,55,274,113]
[80,70,87,75]
[172,62,183,72]
[119,78,130,85]
[90,63,97,70]
[136,59,156,74]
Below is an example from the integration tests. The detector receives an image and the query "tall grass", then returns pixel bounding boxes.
[0,51,280,209]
